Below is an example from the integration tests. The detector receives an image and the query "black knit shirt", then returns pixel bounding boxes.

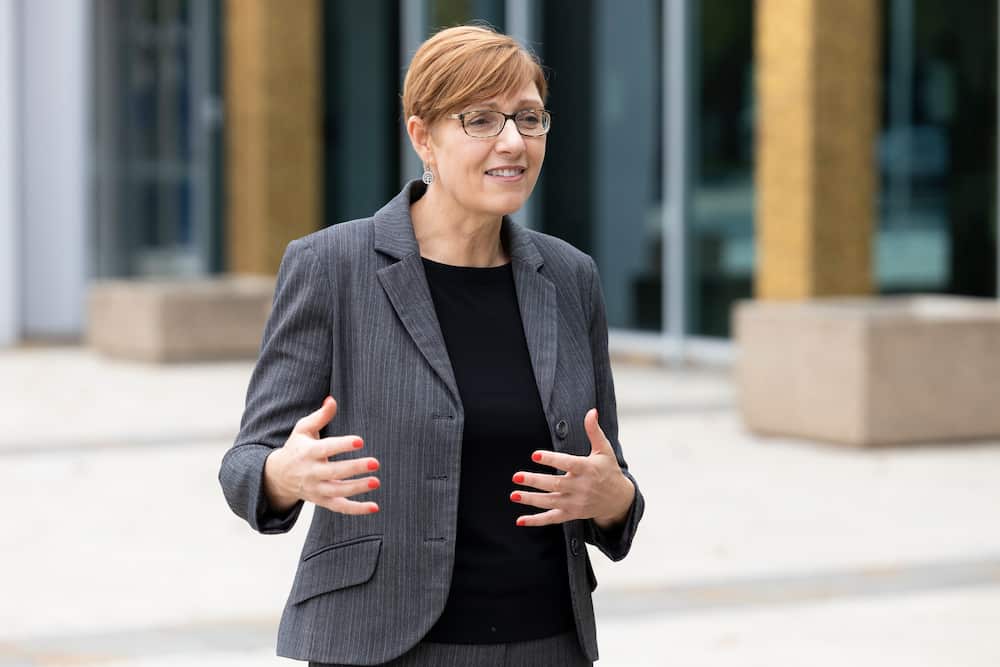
[420,255,575,644]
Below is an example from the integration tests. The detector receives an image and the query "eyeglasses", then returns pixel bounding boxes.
[447,108,552,138]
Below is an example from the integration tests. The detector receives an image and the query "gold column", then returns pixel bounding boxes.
[755,0,879,299]
[224,0,322,275]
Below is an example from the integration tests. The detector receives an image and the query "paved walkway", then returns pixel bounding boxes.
[2,345,999,666]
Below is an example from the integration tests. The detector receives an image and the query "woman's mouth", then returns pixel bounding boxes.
[485,167,526,181]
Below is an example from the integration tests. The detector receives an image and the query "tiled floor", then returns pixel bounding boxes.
[2,347,998,666]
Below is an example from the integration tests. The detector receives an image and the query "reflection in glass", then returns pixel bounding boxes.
[877,0,997,297]
[92,0,221,278]
[322,1,400,226]
[689,0,754,337]
[430,0,504,31]
[539,0,663,331]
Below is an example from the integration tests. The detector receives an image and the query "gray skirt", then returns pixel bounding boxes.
[308,629,592,667]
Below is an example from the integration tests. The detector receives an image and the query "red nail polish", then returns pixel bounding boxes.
[532,452,543,462]
[510,492,522,502]
[367,460,379,471]
[368,478,380,489]
[516,518,526,527]
[353,438,364,449]
[513,473,525,484]
[369,505,379,513]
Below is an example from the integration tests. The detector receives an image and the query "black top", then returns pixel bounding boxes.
[420,255,575,644]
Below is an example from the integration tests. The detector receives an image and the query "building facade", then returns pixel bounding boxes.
[1,0,996,362]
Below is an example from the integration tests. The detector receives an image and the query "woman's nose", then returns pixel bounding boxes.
[494,117,526,153]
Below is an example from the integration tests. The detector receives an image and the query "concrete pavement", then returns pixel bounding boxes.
[2,345,999,666]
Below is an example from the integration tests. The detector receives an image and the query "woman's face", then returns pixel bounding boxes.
[422,81,546,219]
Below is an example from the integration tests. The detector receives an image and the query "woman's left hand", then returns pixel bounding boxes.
[511,408,635,529]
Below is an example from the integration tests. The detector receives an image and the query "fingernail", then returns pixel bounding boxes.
[368,478,380,489]
[532,452,542,462]
[369,505,379,513]
[367,460,379,471]
[353,438,364,449]
[513,473,525,484]
[510,492,521,502]
[516,518,526,527]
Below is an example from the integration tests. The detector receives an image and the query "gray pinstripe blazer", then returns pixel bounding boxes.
[219,180,645,664]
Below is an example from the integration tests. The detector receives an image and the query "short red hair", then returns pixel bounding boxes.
[402,24,548,125]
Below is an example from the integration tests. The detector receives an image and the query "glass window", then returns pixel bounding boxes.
[688,0,755,337]
[538,0,664,331]
[92,0,222,278]
[430,0,505,31]
[877,0,997,297]
[322,1,401,226]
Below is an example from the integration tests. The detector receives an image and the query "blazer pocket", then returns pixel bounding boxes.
[289,535,383,605]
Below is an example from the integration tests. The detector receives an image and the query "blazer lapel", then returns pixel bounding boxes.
[504,217,558,416]
[373,180,558,416]
[374,183,461,406]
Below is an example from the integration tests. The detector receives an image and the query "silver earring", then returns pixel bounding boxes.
[422,165,434,185]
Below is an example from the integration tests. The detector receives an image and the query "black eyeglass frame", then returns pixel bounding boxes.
[446,108,552,138]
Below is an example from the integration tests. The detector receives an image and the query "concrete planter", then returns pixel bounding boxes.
[87,276,275,363]
[734,296,1000,446]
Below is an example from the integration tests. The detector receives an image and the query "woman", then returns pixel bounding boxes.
[219,24,644,667]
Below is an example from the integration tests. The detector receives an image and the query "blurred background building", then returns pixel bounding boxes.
[0,0,996,362]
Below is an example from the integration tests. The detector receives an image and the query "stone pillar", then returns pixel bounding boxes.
[224,0,322,275]
[755,0,879,299]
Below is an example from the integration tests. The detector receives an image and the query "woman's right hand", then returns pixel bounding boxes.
[263,396,380,515]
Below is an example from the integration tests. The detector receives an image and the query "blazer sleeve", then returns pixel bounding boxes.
[218,238,332,534]
[582,256,646,561]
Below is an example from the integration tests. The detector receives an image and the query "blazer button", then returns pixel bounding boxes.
[555,419,569,439]
[570,537,581,556]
